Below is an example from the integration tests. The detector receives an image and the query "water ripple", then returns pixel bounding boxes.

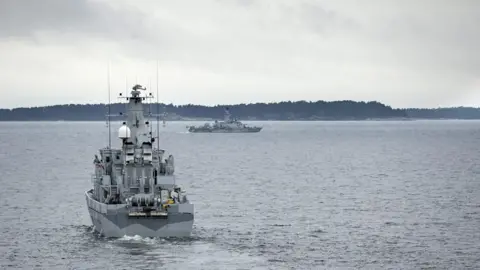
[0,120,479,269]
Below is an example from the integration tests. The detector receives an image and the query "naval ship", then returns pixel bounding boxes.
[85,84,194,237]
[187,107,262,133]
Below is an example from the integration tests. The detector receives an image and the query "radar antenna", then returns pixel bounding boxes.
[133,84,146,91]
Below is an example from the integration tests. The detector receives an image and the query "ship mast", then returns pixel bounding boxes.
[149,78,153,140]
[163,106,166,127]
[156,60,160,150]
[107,62,111,149]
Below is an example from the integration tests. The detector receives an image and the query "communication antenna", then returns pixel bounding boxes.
[149,78,153,138]
[156,60,160,150]
[163,106,166,127]
[125,76,128,114]
[107,62,111,149]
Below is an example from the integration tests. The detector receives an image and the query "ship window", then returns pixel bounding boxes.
[116,155,120,160]
[105,157,110,162]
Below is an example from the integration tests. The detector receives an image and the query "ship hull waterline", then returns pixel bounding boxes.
[85,190,194,238]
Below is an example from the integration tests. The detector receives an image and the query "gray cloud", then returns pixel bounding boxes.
[0,0,164,45]
[0,0,111,38]
[0,0,479,108]
[0,0,94,37]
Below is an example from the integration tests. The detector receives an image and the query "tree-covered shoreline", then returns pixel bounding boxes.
[0,101,479,121]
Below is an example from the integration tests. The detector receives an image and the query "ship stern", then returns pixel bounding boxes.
[86,190,194,238]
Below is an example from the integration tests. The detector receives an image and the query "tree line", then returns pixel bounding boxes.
[0,101,479,121]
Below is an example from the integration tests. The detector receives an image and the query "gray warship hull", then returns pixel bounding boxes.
[86,190,194,238]
[188,127,262,133]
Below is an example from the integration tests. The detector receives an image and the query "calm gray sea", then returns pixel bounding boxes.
[1,120,479,269]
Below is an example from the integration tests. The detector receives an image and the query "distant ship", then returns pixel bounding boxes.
[187,107,262,133]
[85,84,194,237]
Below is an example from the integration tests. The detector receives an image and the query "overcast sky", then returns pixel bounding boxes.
[0,0,478,109]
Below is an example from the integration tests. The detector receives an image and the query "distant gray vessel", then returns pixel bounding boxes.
[187,107,262,133]
[86,84,194,238]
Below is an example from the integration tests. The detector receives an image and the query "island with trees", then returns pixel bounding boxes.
[0,100,479,121]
